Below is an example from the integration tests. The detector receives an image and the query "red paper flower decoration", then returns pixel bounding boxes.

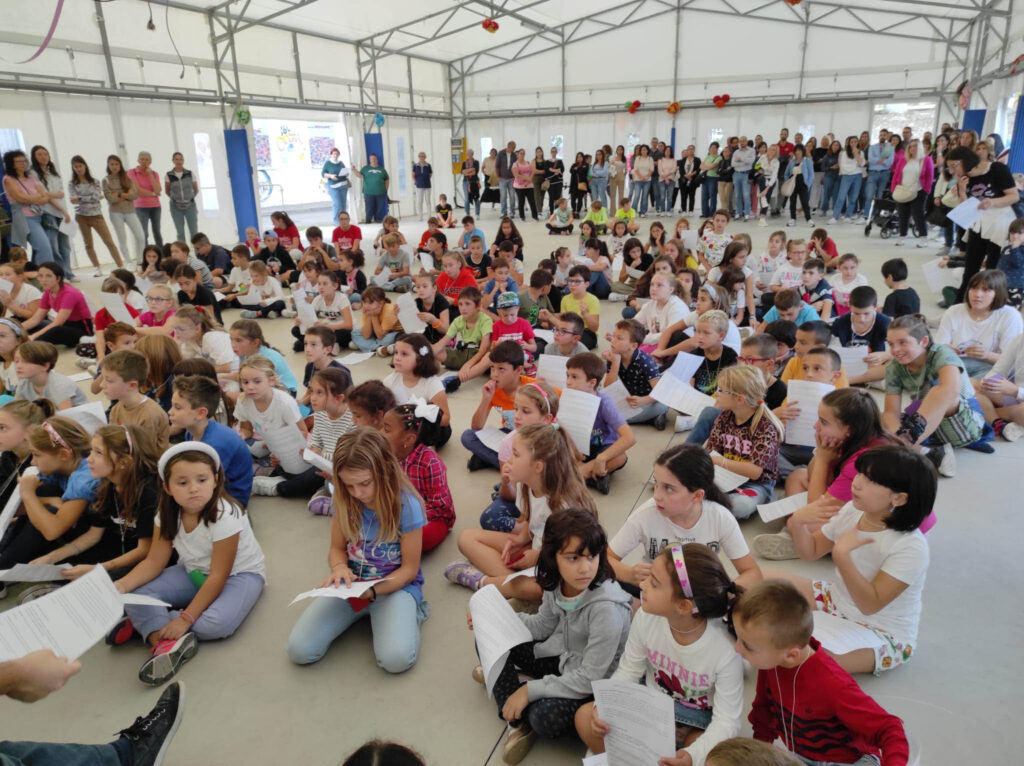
[666,101,681,114]
[624,100,641,114]
[785,0,803,5]
[1011,54,1024,74]
[712,94,731,108]
[481,19,499,33]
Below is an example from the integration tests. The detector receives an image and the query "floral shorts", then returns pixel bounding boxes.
[812,580,914,675]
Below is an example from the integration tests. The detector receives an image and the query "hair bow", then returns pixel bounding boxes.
[409,396,440,423]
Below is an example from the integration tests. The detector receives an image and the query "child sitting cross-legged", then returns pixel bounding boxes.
[382,333,452,449]
[830,286,891,385]
[798,258,834,321]
[302,367,356,515]
[102,349,171,453]
[601,318,668,430]
[432,286,493,390]
[13,340,89,409]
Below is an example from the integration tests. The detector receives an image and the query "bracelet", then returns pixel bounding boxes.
[369,586,377,601]
[181,610,196,625]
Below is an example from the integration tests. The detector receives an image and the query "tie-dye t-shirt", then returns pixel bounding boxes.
[345,489,426,601]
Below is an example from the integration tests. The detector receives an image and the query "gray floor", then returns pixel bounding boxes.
[2,209,1021,765]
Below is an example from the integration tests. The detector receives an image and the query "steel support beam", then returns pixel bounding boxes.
[292,32,304,103]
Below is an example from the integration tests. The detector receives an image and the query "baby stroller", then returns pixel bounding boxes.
[864,192,900,239]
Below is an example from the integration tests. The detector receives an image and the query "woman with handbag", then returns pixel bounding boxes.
[531,146,549,215]
[590,149,610,210]
[2,150,55,263]
[545,147,565,214]
[570,152,591,217]
[608,146,627,212]
[512,149,537,221]
[890,139,934,247]
[783,144,814,227]
[28,146,74,277]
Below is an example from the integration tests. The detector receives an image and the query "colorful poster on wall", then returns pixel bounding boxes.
[252,118,348,207]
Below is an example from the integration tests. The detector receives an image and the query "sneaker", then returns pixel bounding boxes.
[806,219,815,227]
[138,633,198,686]
[308,496,334,516]
[266,311,280,319]
[590,473,611,495]
[787,219,796,227]
[752,530,798,560]
[757,218,767,227]
[240,310,258,318]
[841,216,852,223]
[925,443,957,478]
[502,723,536,765]
[674,414,697,433]
[608,293,627,302]
[17,583,63,604]
[114,681,186,766]
[443,375,461,394]
[76,356,94,369]
[467,454,490,472]
[106,616,138,646]
[1003,422,1024,442]
[828,217,838,224]
[444,561,486,591]
[377,343,395,357]
[653,412,667,431]
[915,239,926,248]
[251,475,284,496]
[471,664,485,685]
[281,309,297,318]
[92,268,103,278]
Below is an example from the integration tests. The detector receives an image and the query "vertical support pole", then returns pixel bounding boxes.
[94,0,126,155]
[292,32,304,103]
[407,56,415,115]
[208,13,228,128]
[560,30,566,114]
[1008,93,1024,173]
[797,4,810,100]
[671,1,681,138]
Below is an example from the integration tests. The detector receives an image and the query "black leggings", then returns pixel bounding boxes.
[789,178,811,221]
[897,190,927,238]
[34,319,91,348]
[956,230,1003,303]
[515,187,537,219]
[492,642,591,739]
[247,300,287,318]
[570,186,587,216]
[546,223,574,235]
[276,467,326,499]
[0,481,89,569]
[679,180,698,212]
[547,184,564,214]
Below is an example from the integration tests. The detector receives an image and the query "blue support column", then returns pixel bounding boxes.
[223,129,258,240]
[1010,104,1024,174]
[962,109,986,136]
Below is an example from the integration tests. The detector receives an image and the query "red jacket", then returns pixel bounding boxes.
[750,639,909,766]
[889,153,934,195]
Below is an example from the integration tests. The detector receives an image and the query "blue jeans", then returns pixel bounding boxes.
[123,564,264,642]
[134,207,163,248]
[463,179,481,215]
[327,185,349,221]
[590,178,608,209]
[351,328,398,352]
[836,175,862,219]
[364,194,388,223]
[0,740,128,766]
[286,588,428,673]
[729,480,775,520]
[685,405,721,445]
[22,216,54,262]
[862,171,888,219]
[461,428,503,468]
[821,173,839,217]
[701,177,718,217]
[480,496,520,532]
[734,173,750,217]
[621,305,638,319]
[589,270,611,300]
[631,180,651,215]
[656,180,675,212]
[499,178,514,216]
[169,203,198,241]
[626,400,668,425]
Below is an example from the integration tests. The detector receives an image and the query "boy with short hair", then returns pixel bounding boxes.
[763,319,797,375]
[560,265,600,349]
[831,285,891,385]
[491,292,537,359]
[482,257,515,317]
[733,580,910,766]
[780,321,850,387]
[799,258,834,320]
[809,227,839,269]
[581,199,608,235]
[299,325,351,408]
[691,309,739,396]
[458,215,487,252]
[880,258,920,318]
[86,322,139,392]
[565,352,637,494]
[543,312,588,357]
[432,285,493,388]
[305,226,338,270]
[169,375,253,506]
[218,245,252,305]
[104,349,170,452]
[517,269,554,329]
[462,341,533,470]
[602,318,668,430]
[191,233,232,286]
[756,288,819,333]
[374,233,413,293]
[613,196,639,234]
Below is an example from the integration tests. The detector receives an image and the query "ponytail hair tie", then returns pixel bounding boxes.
[550,422,560,431]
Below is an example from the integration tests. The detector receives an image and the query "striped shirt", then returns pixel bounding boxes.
[309,410,354,459]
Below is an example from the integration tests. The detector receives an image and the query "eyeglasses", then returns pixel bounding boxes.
[146,296,170,303]
[737,356,770,364]
[567,278,586,285]
[714,387,738,397]
[552,327,577,336]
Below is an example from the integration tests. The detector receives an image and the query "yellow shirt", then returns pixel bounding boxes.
[780,355,850,388]
[560,291,600,319]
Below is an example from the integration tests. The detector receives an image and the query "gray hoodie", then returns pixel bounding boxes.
[519,579,632,701]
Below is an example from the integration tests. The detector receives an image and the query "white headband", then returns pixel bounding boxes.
[157,441,221,480]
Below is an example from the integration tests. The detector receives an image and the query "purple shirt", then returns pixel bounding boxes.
[592,391,627,449]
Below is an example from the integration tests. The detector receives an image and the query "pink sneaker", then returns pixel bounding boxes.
[138,633,198,686]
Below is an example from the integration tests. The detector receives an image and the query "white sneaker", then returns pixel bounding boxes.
[75,356,94,370]
[787,219,796,227]
[841,216,852,223]
[1002,422,1024,442]
[91,268,103,278]
[674,414,697,433]
[806,219,814,227]
[281,309,297,318]
[608,293,626,302]
[828,217,838,224]
[936,443,956,478]
[752,529,798,560]
[758,218,767,227]
[251,476,284,496]
[915,239,926,248]
[240,309,258,318]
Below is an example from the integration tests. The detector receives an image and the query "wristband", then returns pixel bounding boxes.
[181,610,196,625]
[1017,386,1024,403]
[369,586,377,601]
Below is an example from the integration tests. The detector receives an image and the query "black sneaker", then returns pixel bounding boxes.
[467,454,490,472]
[593,473,612,495]
[114,681,186,766]
[443,375,461,394]
[653,412,667,431]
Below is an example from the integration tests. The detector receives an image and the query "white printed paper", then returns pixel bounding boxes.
[372,270,391,287]
[469,584,533,697]
[237,288,263,306]
[582,754,608,766]
[294,295,319,331]
[680,229,699,254]
[812,611,885,655]
[476,427,507,453]
[502,566,537,585]
[627,266,646,280]
[611,254,624,276]
[757,492,809,524]
[339,351,374,365]
[302,448,333,474]
[920,258,960,295]
[557,388,601,454]
[419,252,434,273]
[98,292,135,326]
[58,218,77,237]
[261,424,309,475]
[536,354,568,390]
[120,593,171,607]
[592,679,676,766]
[0,277,14,294]
[709,452,749,493]
[667,351,705,383]
[835,345,869,381]
[68,372,93,382]
[0,563,71,583]
[135,277,153,294]
[784,380,835,447]
[602,379,646,420]
[534,329,555,345]
[0,467,36,542]
[395,291,426,334]
[946,196,982,230]
[651,374,716,415]
[0,566,125,662]
[289,578,387,606]
[61,401,107,435]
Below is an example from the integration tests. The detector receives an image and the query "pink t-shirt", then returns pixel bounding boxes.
[139,309,175,327]
[127,167,161,208]
[40,284,92,323]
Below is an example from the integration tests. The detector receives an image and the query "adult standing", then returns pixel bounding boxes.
[629,145,653,217]
[699,141,722,217]
[103,154,145,264]
[545,147,565,214]
[608,146,627,212]
[819,140,842,221]
[731,137,755,220]
[411,152,432,219]
[834,136,865,222]
[755,144,780,226]
[349,154,390,223]
[512,149,537,221]
[570,152,591,217]
[589,148,609,210]
[28,145,74,276]
[946,146,1019,303]
[461,149,481,216]
[68,155,124,273]
[495,140,517,217]
[717,146,735,217]
[890,138,933,247]
[127,151,163,248]
[20,261,93,346]
[531,146,549,215]
[164,152,199,242]
[784,144,814,226]
[321,147,350,222]
[677,145,699,214]
[482,147,499,208]
[1,150,54,262]
[655,146,676,214]
[773,128,795,215]
[862,129,894,221]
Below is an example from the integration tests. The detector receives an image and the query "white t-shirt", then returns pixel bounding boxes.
[610,498,749,563]
[683,310,742,353]
[227,267,251,288]
[935,304,1023,356]
[634,295,688,345]
[612,611,743,766]
[820,502,929,643]
[832,273,870,309]
[312,292,351,321]
[8,283,42,313]
[125,290,146,312]
[155,498,266,580]
[769,262,805,290]
[250,278,284,304]
[203,331,239,372]
[706,265,752,285]
[382,372,443,404]
[234,388,302,435]
[518,484,553,550]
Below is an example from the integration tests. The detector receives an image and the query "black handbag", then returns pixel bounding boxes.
[927,204,948,227]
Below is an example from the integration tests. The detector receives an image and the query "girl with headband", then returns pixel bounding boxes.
[115,441,266,686]
[0,317,27,396]
[577,542,745,765]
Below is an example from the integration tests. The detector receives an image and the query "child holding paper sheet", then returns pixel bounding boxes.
[602,318,668,429]
[382,334,451,448]
[0,416,98,569]
[783,445,936,674]
[0,262,43,323]
[380,404,454,552]
[476,510,631,764]
[830,286,891,385]
[706,366,783,520]
[237,261,286,320]
[287,367,354,509]
[170,306,238,381]
[93,278,140,349]
[287,429,427,673]
[449,422,594,601]
[353,287,403,355]
[116,442,265,686]
[691,310,739,396]
[578,543,744,766]
[290,270,354,352]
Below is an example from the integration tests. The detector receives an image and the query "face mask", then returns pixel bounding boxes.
[555,589,587,612]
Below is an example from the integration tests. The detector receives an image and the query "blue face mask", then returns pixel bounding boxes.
[555,589,586,612]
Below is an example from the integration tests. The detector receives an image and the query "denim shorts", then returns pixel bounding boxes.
[812,580,913,675]
[674,700,713,730]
